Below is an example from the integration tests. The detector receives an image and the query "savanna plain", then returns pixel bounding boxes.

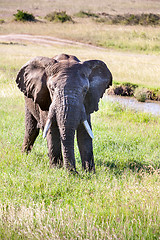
[0,0,160,239]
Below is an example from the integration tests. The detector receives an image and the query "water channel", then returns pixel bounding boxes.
[105,95,160,116]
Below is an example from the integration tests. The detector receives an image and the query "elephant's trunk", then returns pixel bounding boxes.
[55,97,81,171]
[60,127,76,171]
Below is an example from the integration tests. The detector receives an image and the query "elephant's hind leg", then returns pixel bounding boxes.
[22,107,40,153]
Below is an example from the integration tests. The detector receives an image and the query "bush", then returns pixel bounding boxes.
[75,11,99,18]
[98,13,160,26]
[0,19,4,24]
[45,11,73,23]
[122,13,160,26]
[107,83,138,97]
[14,10,35,22]
[134,88,150,102]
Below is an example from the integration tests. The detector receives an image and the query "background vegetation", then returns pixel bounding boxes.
[0,0,160,239]
[0,0,160,17]
[45,11,73,23]
[13,9,35,22]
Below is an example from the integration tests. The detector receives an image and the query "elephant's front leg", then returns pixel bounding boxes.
[77,116,95,172]
[46,123,63,168]
[22,106,40,153]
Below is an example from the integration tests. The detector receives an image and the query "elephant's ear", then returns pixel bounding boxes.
[16,57,56,111]
[83,60,112,114]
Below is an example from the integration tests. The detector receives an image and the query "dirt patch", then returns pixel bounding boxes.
[0,33,105,49]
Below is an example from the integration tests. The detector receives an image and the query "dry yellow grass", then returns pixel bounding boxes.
[0,0,160,90]
[0,39,160,92]
[0,20,160,55]
[0,0,160,19]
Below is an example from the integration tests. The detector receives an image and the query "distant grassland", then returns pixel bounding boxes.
[0,0,160,18]
[0,0,160,56]
[0,19,160,55]
[0,42,160,90]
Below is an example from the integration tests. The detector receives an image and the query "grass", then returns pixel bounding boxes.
[1,0,160,56]
[1,41,160,89]
[0,40,160,239]
[0,172,159,239]
[0,92,160,239]
[0,20,160,55]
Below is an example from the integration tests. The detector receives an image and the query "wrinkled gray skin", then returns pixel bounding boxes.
[16,54,112,172]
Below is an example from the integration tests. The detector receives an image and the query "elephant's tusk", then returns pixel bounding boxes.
[43,119,51,138]
[83,120,94,139]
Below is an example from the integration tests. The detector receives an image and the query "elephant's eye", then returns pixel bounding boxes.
[81,73,86,79]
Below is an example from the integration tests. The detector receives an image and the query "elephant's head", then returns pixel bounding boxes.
[16,53,112,171]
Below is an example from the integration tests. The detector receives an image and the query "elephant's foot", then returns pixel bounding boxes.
[69,168,79,175]
[22,143,33,154]
[83,166,95,173]
[49,157,63,169]
[63,163,78,174]
[83,159,95,173]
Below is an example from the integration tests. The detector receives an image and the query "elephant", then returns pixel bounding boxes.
[16,53,112,173]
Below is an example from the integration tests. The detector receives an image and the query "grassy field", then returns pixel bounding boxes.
[0,40,160,239]
[1,19,160,56]
[0,41,160,89]
[0,0,160,56]
[0,0,160,239]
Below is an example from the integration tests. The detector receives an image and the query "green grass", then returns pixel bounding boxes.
[0,41,160,239]
[0,95,160,239]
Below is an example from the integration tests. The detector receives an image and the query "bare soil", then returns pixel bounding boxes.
[0,33,104,49]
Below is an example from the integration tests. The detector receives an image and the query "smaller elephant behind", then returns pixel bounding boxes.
[16,53,112,173]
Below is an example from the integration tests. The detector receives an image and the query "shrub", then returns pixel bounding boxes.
[151,90,160,101]
[134,88,149,102]
[14,10,35,22]
[0,19,4,24]
[97,13,160,26]
[123,13,160,25]
[75,11,99,18]
[45,11,73,23]
[107,83,138,97]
